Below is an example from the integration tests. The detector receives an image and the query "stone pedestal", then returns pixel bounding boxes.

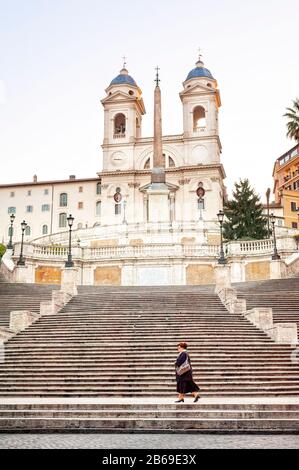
[214,264,232,294]
[4,249,13,259]
[52,291,72,313]
[245,308,273,330]
[147,184,170,223]
[61,267,78,296]
[10,311,39,333]
[270,260,286,279]
[267,323,298,345]
[40,301,54,316]
[14,265,34,283]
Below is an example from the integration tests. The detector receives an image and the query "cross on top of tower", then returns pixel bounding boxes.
[122,56,127,69]
[155,66,160,86]
[196,47,204,67]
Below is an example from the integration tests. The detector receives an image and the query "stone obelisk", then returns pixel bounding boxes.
[151,68,165,184]
[147,68,170,222]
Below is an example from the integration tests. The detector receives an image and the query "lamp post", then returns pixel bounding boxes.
[217,210,227,264]
[270,212,280,260]
[65,214,74,268]
[17,220,27,266]
[7,214,15,250]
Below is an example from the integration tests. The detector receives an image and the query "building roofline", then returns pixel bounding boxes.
[277,143,299,162]
[0,177,101,189]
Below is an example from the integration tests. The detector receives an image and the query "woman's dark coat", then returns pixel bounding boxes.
[175,350,200,394]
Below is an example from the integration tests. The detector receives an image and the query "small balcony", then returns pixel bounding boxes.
[113,133,126,139]
[193,126,206,133]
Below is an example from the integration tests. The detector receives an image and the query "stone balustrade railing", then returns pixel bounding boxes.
[9,235,298,264]
[28,243,221,261]
[32,220,219,246]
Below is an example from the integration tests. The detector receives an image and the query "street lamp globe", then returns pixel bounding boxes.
[67,214,74,228]
[217,210,224,224]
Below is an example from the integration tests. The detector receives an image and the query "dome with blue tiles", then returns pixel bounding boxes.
[110,67,137,87]
[186,56,214,82]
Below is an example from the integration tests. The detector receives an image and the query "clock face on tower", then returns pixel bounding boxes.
[110,151,127,167]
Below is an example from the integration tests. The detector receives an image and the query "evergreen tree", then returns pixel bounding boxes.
[223,179,268,241]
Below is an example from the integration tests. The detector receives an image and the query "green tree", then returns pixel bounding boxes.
[0,244,6,259]
[284,98,299,142]
[223,179,268,241]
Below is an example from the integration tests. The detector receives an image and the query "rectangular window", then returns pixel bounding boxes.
[292,222,298,229]
[26,205,33,213]
[44,189,49,195]
[115,203,121,215]
[78,202,83,209]
[8,207,16,214]
[79,186,83,193]
[291,202,297,211]
[96,201,101,216]
[27,190,31,196]
[42,204,50,212]
[10,191,15,197]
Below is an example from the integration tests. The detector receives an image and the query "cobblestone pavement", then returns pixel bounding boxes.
[0,433,299,449]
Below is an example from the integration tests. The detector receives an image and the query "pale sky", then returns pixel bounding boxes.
[0,0,298,201]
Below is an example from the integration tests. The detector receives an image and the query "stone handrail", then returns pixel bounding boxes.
[0,251,15,282]
[31,220,219,245]
[28,243,220,261]
[11,236,298,263]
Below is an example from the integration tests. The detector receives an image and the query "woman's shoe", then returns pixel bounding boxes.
[193,395,200,403]
[175,399,184,403]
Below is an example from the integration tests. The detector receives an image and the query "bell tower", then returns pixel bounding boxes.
[179,53,222,165]
[101,62,146,171]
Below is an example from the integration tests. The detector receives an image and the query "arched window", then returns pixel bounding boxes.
[193,106,206,131]
[169,157,175,167]
[25,226,31,236]
[114,113,126,137]
[96,200,101,216]
[59,213,67,228]
[144,155,176,169]
[42,225,48,235]
[59,193,68,207]
[96,181,102,195]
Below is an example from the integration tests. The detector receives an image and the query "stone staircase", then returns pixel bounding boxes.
[235,278,299,340]
[0,402,298,432]
[0,286,299,398]
[0,282,59,328]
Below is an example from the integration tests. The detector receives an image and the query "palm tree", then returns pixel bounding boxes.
[284,98,299,142]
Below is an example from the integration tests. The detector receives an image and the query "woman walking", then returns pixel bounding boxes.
[175,342,200,403]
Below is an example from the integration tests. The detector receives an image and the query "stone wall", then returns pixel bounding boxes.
[245,261,270,281]
[91,239,119,248]
[94,266,121,285]
[35,266,61,285]
[186,264,215,285]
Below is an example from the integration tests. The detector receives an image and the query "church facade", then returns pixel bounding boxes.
[0,55,225,245]
[0,56,246,286]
